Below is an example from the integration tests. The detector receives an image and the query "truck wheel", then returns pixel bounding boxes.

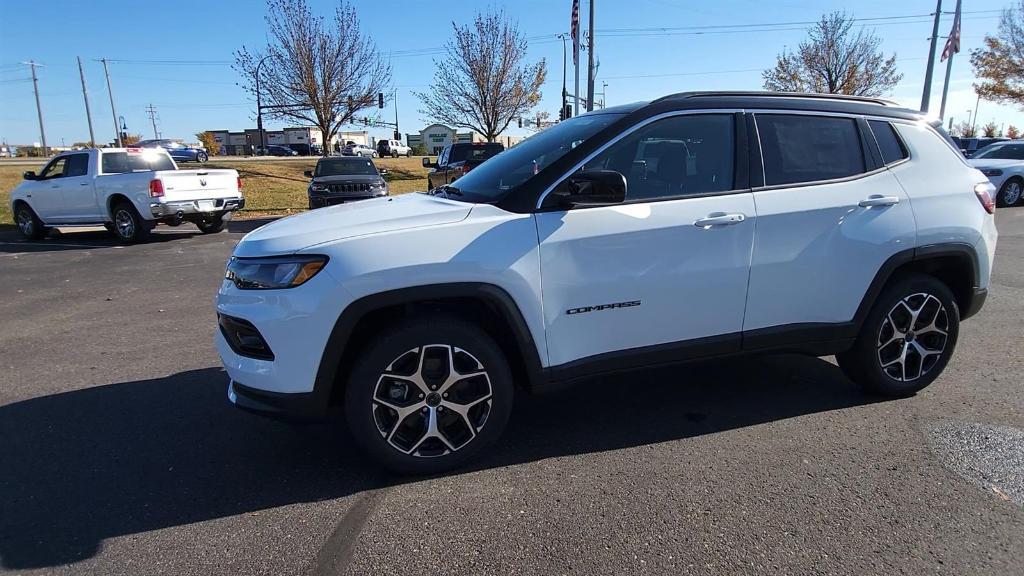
[111,201,151,243]
[344,316,514,475]
[392,151,398,158]
[196,214,226,234]
[406,150,411,157]
[196,151,209,163]
[14,203,47,240]
[837,274,959,397]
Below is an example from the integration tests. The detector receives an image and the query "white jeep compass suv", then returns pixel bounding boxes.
[216,92,997,474]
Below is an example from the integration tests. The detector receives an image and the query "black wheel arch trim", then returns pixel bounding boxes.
[309,282,545,416]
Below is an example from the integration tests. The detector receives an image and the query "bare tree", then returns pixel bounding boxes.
[763,12,902,97]
[234,0,390,156]
[415,10,546,142]
[971,0,1024,109]
[953,120,977,138]
[982,121,1000,138]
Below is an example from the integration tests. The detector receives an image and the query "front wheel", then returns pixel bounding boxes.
[996,177,1022,207]
[196,151,209,163]
[14,203,47,240]
[344,316,514,475]
[837,274,959,397]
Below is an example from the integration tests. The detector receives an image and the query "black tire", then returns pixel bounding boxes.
[392,151,398,158]
[996,177,1022,208]
[405,150,411,157]
[196,213,226,234]
[111,201,151,243]
[837,273,960,397]
[196,151,209,163]
[13,203,47,240]
[344,316,514,475]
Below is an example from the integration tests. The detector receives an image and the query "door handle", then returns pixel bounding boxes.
[694,213,746,227]
[858,195,900,207]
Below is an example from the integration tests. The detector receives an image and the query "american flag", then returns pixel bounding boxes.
[570,0,580,65]
[941,3,961,62]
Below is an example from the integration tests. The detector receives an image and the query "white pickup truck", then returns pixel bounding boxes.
[9,147,245,243]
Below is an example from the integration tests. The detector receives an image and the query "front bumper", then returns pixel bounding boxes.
[150,197,245,217]
[228,380,326,420]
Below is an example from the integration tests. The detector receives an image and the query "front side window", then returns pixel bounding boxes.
[582,114,735,201]
[757,114,866,186]
[973,143,1024,160]
[40,157,68,179]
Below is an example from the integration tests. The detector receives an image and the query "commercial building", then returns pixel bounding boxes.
[203,127,367,155]
[406,124,523,155]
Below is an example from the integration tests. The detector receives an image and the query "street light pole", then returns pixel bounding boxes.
[255,55,271,155]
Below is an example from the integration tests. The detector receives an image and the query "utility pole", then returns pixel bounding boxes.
[146,104,159,138]
[254,55,270,155]
[586,0,595,112]
[394,91,400,141]
[100,58,122,147]
[77,57,96,147]
[971,93,981,135]
[938,0,961,120]
[559,33,567,121]
[572,0,580,117]
[920,0,943,113]
[23,60,47,155]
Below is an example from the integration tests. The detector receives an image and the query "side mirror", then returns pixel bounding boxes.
[23,171,37,180]
[422,157,435,169]
[379,168,389,176]
[556,170,627,206]
[303,170,313,178]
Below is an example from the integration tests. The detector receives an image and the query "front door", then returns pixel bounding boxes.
[536,113,755,373]
[29,156,70,222]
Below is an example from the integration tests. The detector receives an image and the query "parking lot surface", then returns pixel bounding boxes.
[1,212,1022,575]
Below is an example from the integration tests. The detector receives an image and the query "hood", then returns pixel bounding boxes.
[968,159,1023,170]
[234,193,472,256]
[312,174,382,184]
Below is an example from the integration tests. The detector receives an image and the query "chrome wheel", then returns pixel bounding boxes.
[114,209,135,239]
[16,210,34,236]
[1003,180,1022,205]
[372,344,493,458]
[877,293,949,382]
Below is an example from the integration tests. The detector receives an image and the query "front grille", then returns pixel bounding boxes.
[328,183,371,193]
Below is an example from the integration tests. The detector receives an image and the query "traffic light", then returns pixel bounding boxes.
[363,117,369,126]
[378,92,385,108]
[558,106,565,121]
[517,117,523,128]
[393,130,400,140]
[563,104,572,119]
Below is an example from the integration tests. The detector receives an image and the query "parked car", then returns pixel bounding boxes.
[216,92,996,474]
[377,139,411,158]
[341,143,377,157]
[259,145,299,157]
[11,147,243,242]
[968,140,1024,206]
[136,139,209,163]
[422,142,504,190]
[304,156,388,209]
[957,137,1010,158]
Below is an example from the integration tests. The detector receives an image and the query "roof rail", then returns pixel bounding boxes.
[654,91,897,107]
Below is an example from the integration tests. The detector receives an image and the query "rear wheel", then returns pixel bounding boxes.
[344,316,514,475]
[111,201,151,243]
[837,274,959,397]
[14,203,47,240]
[196,151,209,163]
[996,177,1022,207]
[196,213,226,234]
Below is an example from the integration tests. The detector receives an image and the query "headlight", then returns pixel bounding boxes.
[310,182,328,192]
[225,255,328,289]
[981,168,1003,177]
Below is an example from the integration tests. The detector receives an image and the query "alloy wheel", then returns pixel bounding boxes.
[16,210,34,236]
[115,209,135,240]
[372,344,493,457]
[877,292,949,381]
[1004,181,1022,205]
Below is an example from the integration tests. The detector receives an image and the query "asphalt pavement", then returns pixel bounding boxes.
[1,211,1022,575]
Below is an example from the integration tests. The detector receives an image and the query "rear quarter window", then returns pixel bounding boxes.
[868,120,909,165]
[757,114,866,186]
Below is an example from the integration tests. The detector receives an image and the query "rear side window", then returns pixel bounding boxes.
[868,120,909,165]
[757,114,866,186]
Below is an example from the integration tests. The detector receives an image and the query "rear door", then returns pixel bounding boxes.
[743,112,915,342]
[59,153,101,220]
[537,112,756,372]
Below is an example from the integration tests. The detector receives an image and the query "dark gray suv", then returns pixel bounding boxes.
[305,156,389,209]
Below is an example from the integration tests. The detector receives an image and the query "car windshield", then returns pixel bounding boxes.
[973,143,1024,160]
[441,112,625,202]
[316,157,378,176]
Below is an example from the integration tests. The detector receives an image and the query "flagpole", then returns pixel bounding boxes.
[938,0,961,120]
[574,23,580,116]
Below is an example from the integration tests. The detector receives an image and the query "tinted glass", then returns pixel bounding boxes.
[65,153,90,177]
[445,112,624,201]
[448,144,504,163]
[584,114,735,201]
[101,151,176,173]
[869,121,908,165]
[757,114,865,185]
[973,142,1024,160]
[316,157,378,176]
[40,157,67,179]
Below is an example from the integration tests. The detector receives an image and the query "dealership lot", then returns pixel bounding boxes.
[1,211,1022,575]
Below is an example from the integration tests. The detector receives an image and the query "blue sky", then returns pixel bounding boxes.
[1,0,1020,146]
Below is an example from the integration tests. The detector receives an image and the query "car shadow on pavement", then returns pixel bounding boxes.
[0,354,881,570]
[0,228,200,253]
